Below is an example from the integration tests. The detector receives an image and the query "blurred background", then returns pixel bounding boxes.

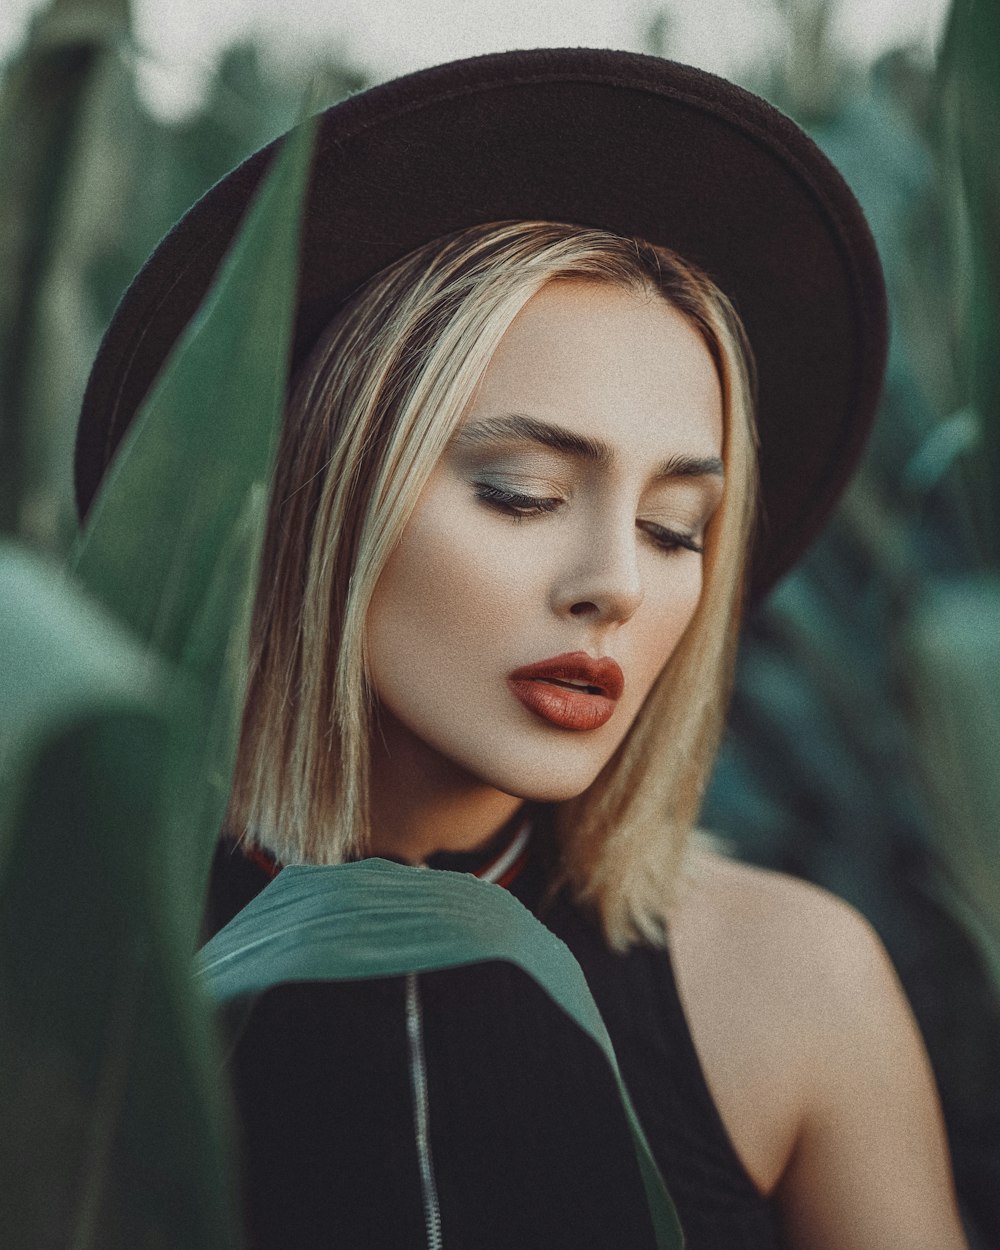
[2,0,998,1244]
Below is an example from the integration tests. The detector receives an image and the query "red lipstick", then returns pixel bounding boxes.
[508,651,625,731]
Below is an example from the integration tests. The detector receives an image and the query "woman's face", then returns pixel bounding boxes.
[366,278,724,802]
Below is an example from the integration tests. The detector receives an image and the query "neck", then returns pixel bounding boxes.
[367,707,525,864]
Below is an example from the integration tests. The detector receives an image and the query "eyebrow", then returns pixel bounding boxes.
[452,412,724,482]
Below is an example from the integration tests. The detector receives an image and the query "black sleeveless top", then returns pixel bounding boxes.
[204,813,784,1249]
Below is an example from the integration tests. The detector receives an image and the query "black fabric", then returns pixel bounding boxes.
[417,960,658,1248]
[227,978,428,1248]
[532,887,785,1246]
[205,825,783,1248]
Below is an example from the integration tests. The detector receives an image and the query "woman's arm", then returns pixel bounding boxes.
[772,893,968,1250]
[671,853,968,1250]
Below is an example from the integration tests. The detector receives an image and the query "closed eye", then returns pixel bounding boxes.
[639,521,703,555]
[474,483,562,516]
[475,483,704,555]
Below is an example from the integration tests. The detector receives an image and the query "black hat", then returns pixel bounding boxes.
[74,47,888,601]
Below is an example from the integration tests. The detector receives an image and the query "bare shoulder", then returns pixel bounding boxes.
[670,844,918,1104]
[669,845,966,1248]
[666,845,908,1194]
[671,844,889,994]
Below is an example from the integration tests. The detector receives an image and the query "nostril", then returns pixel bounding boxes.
[570,601,599,616]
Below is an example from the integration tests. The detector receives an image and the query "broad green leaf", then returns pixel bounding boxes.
[69,112,312,669]
[159,481,269,937]
[71,112,315,943]
[0,544,241,1249]
[0,0,130,544]
[197,860,684,1250]
[904,577,1000,995]
[937,0,1000,562]
[0,546,155,770]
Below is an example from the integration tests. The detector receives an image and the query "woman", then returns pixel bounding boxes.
[75,50,967,1250]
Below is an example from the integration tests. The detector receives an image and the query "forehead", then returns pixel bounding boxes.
[464,279,723,463]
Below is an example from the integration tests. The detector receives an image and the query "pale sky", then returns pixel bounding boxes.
[2,0,951,120]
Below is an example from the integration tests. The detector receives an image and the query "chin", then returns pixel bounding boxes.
[475,749,608,804]
[502,778,592,804]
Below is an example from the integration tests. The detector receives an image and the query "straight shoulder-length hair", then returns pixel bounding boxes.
[225,220,758,951]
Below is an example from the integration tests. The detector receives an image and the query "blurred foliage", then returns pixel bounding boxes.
[0,547,238,1248]
[0,0,130,549]
[937,0,1000,559]
[0,4,365,556]
[2,0,999,1243]
[905,579,1000,995]
[69,101,315,942]
[0,18,317,1238]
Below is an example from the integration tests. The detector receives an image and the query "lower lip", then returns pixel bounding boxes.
[507,678,617,731]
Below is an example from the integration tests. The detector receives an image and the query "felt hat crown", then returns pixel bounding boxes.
[75,47,888,600]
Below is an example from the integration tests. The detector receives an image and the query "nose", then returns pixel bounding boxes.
[551,512,644,626]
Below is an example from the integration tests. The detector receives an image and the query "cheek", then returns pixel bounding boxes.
[364,491,529,714]
[629,566,704,707]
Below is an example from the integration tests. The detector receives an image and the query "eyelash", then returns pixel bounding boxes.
[473,483,704,555]
[475,483,561,516]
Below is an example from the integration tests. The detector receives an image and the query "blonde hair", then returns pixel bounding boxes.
[226,221,758,950]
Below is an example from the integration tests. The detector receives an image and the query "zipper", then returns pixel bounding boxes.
[406,972,443,1250]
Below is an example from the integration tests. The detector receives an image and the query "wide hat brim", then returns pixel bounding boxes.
[75,47,888,603]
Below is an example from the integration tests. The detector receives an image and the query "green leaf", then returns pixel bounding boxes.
[0,545,157,781]
[904,576,1000,995]
[0,544,241,1249]
[937,0,1000,562]
[198,860,684,1250]
[71,111,315,942]
[69,114,312,669]
[0,93,316,1246]
[0,0,130,543]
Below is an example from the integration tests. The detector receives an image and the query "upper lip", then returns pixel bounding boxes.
[508,651,625,700]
